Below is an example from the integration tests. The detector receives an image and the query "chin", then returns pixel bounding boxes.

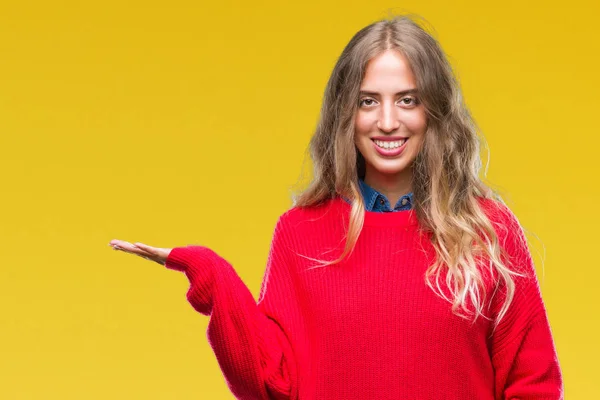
[367,160,412,176]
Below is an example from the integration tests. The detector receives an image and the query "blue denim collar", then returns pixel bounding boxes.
[358,179,413,212]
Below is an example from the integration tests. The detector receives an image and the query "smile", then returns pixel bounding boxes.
[371,137,409,157]
[373,139,407,149]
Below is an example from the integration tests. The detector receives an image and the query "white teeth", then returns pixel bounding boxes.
[373,139,406,149]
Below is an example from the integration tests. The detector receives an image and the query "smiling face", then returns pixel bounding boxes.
[354,49,427,191]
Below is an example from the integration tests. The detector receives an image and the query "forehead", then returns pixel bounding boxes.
[361,49,416,90]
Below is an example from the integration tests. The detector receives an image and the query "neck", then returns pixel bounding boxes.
[364,167,412,206]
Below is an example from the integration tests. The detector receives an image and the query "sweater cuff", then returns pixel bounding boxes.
[164,246,220,315]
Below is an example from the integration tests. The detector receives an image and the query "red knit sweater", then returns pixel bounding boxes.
[164,196,563,400]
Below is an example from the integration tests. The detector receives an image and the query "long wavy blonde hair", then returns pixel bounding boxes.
[291,14,528,331]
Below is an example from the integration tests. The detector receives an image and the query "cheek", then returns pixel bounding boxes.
[354,113,374,135]
[405,111,428,133]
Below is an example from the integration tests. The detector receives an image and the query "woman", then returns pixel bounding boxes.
[109,15,563,399]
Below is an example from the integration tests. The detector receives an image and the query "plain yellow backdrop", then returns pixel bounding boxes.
[1,0,598,398]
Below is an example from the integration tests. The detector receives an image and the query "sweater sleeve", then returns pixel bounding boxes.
[489,205,564,400]
[164,215,299,400]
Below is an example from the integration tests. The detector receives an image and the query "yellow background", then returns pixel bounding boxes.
[1,0,598,398]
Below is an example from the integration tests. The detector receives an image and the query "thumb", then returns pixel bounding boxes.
[133,242,171,265]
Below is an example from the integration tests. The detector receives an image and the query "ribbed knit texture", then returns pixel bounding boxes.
[164,196,563,400]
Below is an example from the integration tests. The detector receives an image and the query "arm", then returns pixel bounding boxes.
[489,205,564,400]
[165,216,299,400]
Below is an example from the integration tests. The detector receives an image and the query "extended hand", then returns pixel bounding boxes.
[109,239,172,266]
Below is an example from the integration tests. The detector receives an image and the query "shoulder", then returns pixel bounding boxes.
[276,197,345,230]
[476,196,521,233]
[476,196,533,274]
[267,198,344,257]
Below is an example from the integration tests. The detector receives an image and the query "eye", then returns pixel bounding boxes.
[400,96,419,107]
[359,96,420,108]
[358,98,376,107]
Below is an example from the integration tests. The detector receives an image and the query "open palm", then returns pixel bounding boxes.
[109,239,171,266]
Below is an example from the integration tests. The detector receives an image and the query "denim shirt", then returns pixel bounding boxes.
[358,179,414,212]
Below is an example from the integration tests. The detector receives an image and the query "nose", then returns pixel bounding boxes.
[376,102,401,133]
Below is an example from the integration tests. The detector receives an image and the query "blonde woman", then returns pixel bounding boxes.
[110,15,563,400]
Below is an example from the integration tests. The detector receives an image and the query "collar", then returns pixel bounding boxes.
[358,179,414,212]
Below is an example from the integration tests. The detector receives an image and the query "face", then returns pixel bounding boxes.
[354,49,427,187]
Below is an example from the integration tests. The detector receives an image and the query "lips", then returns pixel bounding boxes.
[371,137,409,157]
[370,136,408,141]
[371,137,408,149]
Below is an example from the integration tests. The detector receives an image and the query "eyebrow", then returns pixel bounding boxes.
[359,89,418,96]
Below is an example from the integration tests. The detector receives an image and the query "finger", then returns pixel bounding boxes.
[110,240,167,265]
[110,240,152,257]
[132,242,164,259]
[109,239,131,248]
[114,245,160,264]
[132,242,155,253]
[109,239,136,250]
[109,240,136,252]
